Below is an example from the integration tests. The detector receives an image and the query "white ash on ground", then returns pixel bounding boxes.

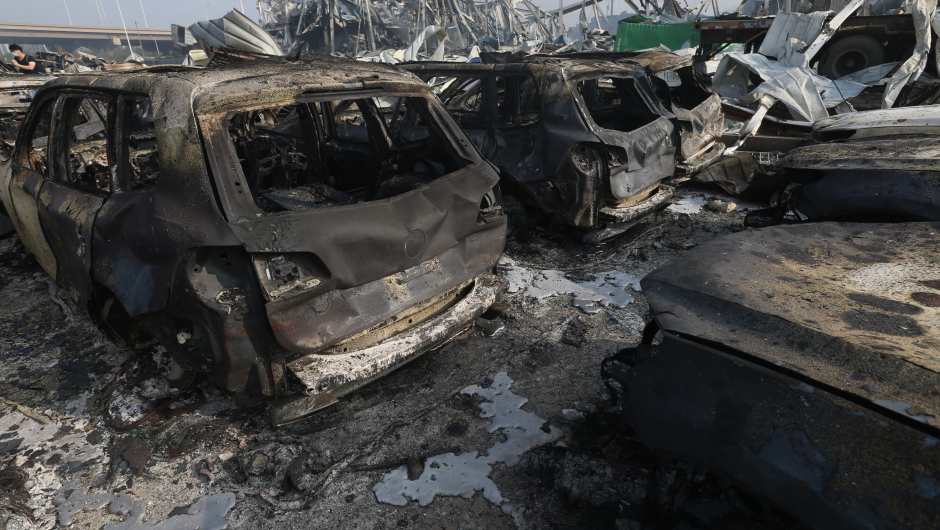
[0,184,796,529]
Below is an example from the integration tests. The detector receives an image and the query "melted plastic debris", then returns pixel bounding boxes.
[476,317,507,338]
[373,372,562,508]
[498,258,641,314]
[55,482,236,530]
[666,196,709,214]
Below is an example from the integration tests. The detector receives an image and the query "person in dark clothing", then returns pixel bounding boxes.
[9,44,41,74]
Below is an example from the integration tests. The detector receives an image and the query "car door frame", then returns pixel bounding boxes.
[7,91,61,279]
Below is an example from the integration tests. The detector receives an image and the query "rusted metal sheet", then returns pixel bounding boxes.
[604,222,940,529]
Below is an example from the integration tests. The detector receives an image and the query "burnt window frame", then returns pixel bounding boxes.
[569,73,666,134]
[197,88,482,222]
[493,73,542,128]
[115,94,162,193]
[13,91,59,172]
[431,74,490,131]
[51,90,119,197]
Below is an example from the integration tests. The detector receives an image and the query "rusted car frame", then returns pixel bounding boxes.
[0,56,507,425]
[401,51,723,241]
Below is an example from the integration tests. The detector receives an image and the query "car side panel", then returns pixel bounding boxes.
[36,181,103,306]
[8,164,58,278]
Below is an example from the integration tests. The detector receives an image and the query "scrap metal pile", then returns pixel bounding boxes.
[253,0,620,58]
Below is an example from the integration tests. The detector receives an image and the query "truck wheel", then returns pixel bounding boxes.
[818,35,886,79]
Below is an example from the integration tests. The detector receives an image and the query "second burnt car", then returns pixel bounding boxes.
[402,51,724,242]
[0,56,507,425]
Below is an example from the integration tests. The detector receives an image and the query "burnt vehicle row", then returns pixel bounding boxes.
[402,50,725,242]
[0,56,508,425]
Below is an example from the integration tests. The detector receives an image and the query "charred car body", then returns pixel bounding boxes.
[742,108,940,227]
[0,56,507,425]
[402,51,724,242]
[604,222,940,529]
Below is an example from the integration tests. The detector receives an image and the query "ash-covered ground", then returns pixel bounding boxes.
[0,185,800,530]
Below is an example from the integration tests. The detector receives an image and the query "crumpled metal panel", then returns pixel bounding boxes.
[266,231,504,354]
[287,274,503,395]
[597,116,676,201]
[672,93,722,161]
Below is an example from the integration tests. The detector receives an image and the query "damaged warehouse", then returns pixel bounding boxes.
[0,0,938,528]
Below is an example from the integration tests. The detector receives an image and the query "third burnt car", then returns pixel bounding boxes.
[403,50,723,242]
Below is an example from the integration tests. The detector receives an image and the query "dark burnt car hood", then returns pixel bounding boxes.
[606,222,940,528]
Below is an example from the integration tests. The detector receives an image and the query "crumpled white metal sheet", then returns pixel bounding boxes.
[757,11,830,67]
[190,9,284,56]
[882,0,939,108]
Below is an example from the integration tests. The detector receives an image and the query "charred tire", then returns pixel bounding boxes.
[818,35,886,79]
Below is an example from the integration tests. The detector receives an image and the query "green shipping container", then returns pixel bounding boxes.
[614,19,700,52]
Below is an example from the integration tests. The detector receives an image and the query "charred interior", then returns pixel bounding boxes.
[227,95,471,213]
[576,76,659,133]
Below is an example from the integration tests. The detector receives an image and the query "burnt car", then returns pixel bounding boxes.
[401,51,724,242]
[0,56,507,425]
[603,222,940,529]
[742,132,940,227]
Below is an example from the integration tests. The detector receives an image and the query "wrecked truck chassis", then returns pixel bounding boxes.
[402,52,723,236]
[0,57,507,424]
[604,222,940,529]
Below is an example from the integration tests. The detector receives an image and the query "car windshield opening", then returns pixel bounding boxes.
[227,95,470,213]
[577,77,660,133]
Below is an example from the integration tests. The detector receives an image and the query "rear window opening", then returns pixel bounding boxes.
[227,95,470,213]
[577,77,660,133]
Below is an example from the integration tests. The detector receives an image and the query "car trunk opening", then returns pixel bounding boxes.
[227,95,472,212]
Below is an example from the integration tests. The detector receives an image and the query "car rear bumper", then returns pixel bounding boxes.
[598,184,675,224]
[270,274,503,425]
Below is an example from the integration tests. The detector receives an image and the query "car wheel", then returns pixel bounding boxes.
[818,35,887,79]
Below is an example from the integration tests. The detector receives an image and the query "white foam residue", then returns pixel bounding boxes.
[373,372,562,510]
[666,196,708,214]
[498,258,641,314]
[55,482,236,530]
[499,257,533,294]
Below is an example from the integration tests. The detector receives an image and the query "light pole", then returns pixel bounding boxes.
[134,21,145,57]
[205,4,209,19]
[114,0,135,60]
[139,0,149,27]
[63,0,74,24]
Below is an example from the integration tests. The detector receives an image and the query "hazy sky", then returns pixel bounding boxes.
[6,0,742,31]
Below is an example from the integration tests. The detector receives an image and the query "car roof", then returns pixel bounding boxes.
[401,50,692,78]
[38,55,427,114]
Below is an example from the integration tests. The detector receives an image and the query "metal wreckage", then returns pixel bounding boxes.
[0,57,507,426]
[1,0,939,526]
